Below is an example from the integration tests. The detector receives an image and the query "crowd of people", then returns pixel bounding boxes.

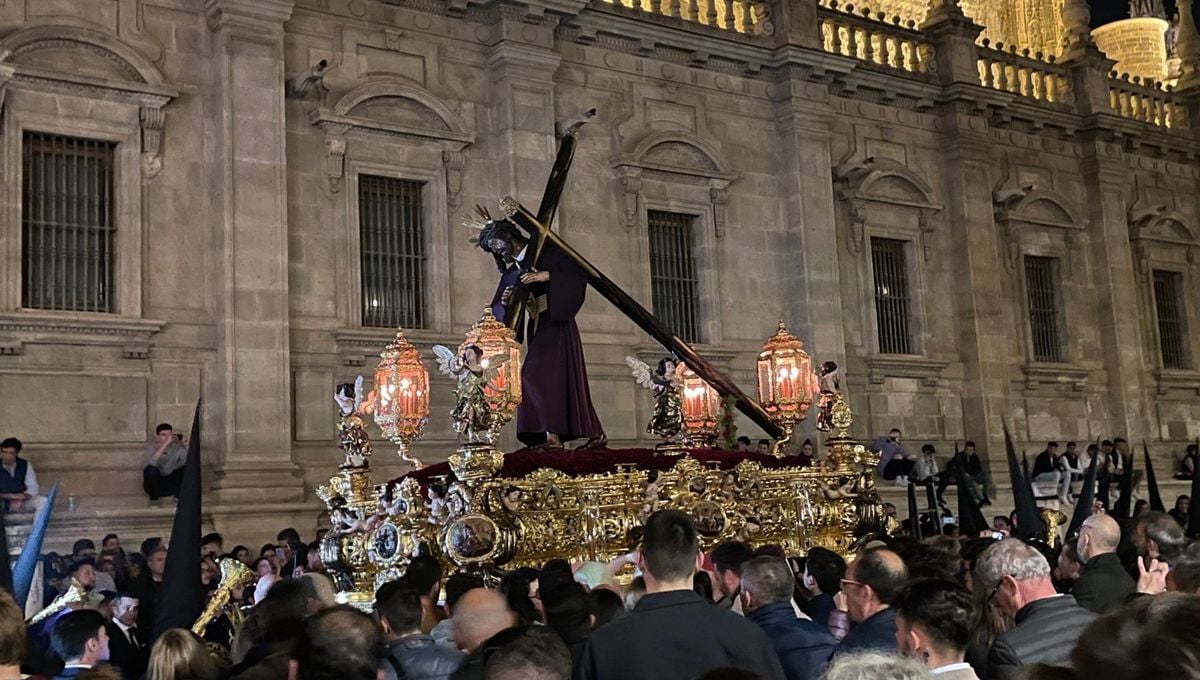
[6,498,1200,680]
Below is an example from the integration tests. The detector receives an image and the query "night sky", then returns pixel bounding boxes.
[1088,0,1197,27]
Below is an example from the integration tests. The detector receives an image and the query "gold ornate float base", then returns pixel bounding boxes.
[319,425,883,605]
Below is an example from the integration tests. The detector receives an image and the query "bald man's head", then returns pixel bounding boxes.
[453,588,516,652]
[1079,514,1121,560]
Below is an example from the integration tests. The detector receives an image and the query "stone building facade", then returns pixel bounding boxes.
[0,0,1198,544]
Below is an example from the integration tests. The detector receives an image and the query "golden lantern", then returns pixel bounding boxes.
[459,308,522,441]
[373,329,430,469]
[679,364,721,448]
[756,321,817,457]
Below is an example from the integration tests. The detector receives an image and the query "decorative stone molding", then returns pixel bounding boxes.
[443,149,465,208]
[1022,363,1090,391]
[0,314,164,359]
[333,328,461,367]
[611,130,737,235]
[992,180,1086,270]
[834,157,942,258]
[204,0,296,34]
[311,80,474,195]
[864,355,950,387]
[0,25,178,173]
[1154,369,1200,396]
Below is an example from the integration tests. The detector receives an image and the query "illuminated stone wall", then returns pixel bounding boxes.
[1093,17,1170,80]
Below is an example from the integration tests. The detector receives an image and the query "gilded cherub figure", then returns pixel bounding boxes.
[816,361,841,433]
[626,356,684,443]
[333,376,375,468]
[433,344,510,443]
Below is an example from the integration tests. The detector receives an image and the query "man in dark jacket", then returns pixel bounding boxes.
[1072,514,1134,614]
[579,510,785,680]
[50,610,110,680]
[977,539,1095,680]
[831,547,907,655]
[742,556,836,680]
[376,580,464,680]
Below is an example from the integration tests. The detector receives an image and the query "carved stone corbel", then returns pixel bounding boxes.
[443,149,465,208]
[620,172,642,229]
[918,210,934,262]
[846,200,865,255]
[710,186,728,238]
[140,106,165,179]
[323,124,349,194]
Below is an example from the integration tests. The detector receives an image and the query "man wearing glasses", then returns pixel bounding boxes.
[976,539,1095,680]
[829,548,908,655]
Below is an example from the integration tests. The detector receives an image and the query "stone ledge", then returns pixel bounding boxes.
[1022,363,1090,391]
[1154,369,1200,396]
[864,355,951,386]
[0,313,164,358]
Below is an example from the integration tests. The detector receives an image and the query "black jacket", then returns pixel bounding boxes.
[834,607,897,656]
[105,622,148,680]
[802,593,837,628]
[1072,553,1134,614]
[746,601,837,680]
[986,595,1096,680]
[578,590,785,680]
[384,634,464,680]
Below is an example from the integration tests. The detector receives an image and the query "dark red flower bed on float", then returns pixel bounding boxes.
[396,447,813,486]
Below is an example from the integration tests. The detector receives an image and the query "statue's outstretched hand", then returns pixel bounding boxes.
[520,269,549,284]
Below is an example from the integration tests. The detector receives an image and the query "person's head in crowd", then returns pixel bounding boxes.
[640,510,702,591]
[146,546,168,581]
[444,572,486,618]
[1054,540,1082,586]
[260,543,276,559]
[755,439,771,455]
[975,538,1056,619]
[898,542,958,581]
[1072,592,1200,679]
[243,579,310,648]
[1174,495,1190,515]
[735,436,752,452]
[200,533,223,558]
[0,438,22,467]
[993,516,1011,534]
[0,591,26,676]
[296,573,336,611]
[541,581,592,646]
[231,545,250,565]
[1077,514,1121,563]
[140,537,163,558]
[112,593,139,627]
[288,606,383,680]
[1167,542,1200,593]
[71,557,97,590]
[95,591,117,622]
[453,588,517,653]
[710,541,754,599]
[803,546,846,597]
[1065,441,1077,455]
[405,554,444,601]
[306,542,322,572]
[1134,511,1186,563]
[102,534,121,553]
[147,628,217,680]
[127,553,146,581]
[842,547,907,624]
[73,539,97,561]
[52,609,110,667]
[277,527,302,546]
[97,552,120,580]
[315,528,328,543]
[822,651,930,680]
[893,578,975,671]
[1101,439,1114,454]
[252,555,276,580]
[500,567,540,625]
[738,556,795,614]
[692,571,714,601]
[482,626,570,680]
[1134,499,1150,517]
[588,588,625,628]
[375,580,423,640]
[199,556,219,589]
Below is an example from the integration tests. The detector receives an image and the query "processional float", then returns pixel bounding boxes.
[314,111,887,607]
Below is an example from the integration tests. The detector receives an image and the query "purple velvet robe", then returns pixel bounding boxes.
[490,244,605,446]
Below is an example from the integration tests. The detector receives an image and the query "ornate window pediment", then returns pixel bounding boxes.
[992,181,1085,271]
[611,130,737,234]
[834,157,942,258]
[0,24,177,178]
[310,80,475,199]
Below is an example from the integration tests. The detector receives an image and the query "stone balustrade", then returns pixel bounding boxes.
[1108,73,1188,128]
[594,0,765,35]
[817,0,934,75]
[977,40,1073,105]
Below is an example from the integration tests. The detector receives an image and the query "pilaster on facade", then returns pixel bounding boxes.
[204,0,297,34]
[486,38,563,209]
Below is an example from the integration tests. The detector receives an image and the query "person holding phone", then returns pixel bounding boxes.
[142,423,186,506]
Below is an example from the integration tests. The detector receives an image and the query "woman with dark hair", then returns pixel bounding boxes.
[500,567,541,625]
[588,588,625,628]
[692,571,714,601]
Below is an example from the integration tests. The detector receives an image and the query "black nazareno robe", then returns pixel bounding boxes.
[489,243,605,446]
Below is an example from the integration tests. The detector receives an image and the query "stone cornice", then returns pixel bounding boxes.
[204,0,296,32]
[0,314,165,359]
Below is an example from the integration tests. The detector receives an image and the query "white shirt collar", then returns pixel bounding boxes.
[931,662,973,675]
[513,245,528,263]
[114,619,133,634]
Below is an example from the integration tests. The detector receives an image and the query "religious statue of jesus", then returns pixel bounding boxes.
[471,212,606,450]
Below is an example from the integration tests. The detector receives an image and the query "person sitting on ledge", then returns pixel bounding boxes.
[1,437,49,513]
[142,423,186,507]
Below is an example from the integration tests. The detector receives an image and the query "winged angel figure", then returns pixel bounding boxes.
[626,356,685,443]
[434,344,510,443]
